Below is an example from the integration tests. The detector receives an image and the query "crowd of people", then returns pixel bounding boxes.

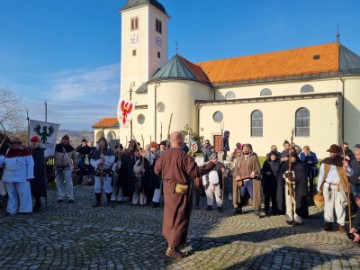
[0,131,360,258]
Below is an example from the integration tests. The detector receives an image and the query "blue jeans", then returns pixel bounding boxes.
[241,179,253,198]
[56,168,74,200]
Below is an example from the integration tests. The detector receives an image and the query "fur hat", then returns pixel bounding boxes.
[31,136,41,142]
[327,144,340,153]
[150,141,158,148]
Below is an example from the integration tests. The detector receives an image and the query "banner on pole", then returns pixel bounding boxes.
[117,99,136,128]
[29,120,60,157]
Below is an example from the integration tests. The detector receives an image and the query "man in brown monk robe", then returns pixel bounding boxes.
[154,131,217,259]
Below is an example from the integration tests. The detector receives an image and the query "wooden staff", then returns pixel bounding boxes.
[336,101,352,229]
[160,122,163,142]
[99,146,105,206]
[141,134,145,205]
[288,129,295,222]
[220,122,225,203]
[166,113,173,149]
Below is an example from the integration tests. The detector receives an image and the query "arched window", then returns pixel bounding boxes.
[295,108,310,136]
[95,131,104,142]
[301,84,314,93]
[260,88,272,96]
[251,110,263,137]
[225,91,236,99]
[107,131,116,142]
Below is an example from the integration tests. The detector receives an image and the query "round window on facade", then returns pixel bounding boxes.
[260,88,272,96]
[137,114,145,124]
[225,91,236,99]
[157,102,165,112]
[213,111,223,123]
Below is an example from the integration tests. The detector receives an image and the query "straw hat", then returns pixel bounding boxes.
[313,192,325,208]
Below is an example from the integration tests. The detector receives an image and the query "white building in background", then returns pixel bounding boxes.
[93,0,360,158]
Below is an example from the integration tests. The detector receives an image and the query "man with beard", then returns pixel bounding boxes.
[233,144,262,216]
[261,151,281,216]
[299,145,318,198]
[54,135,78,202]
[90,137,116,207]
[317,144,353,233]
[277,151,309,225]
[154,131,216,259]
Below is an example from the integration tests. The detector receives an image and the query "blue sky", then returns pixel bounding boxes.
[1,0,360,131]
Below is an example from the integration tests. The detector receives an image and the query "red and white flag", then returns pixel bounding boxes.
[117,99,136,127]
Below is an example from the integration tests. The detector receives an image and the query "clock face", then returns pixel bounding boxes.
[130,34,139,44]
[156,36,162,47]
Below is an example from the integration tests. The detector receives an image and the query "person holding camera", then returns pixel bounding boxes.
[349,194,360,242]
[299,145,318,198]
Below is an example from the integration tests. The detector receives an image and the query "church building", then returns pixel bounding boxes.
[93,0,360,157]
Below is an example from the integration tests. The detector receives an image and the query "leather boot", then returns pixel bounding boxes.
[106,193,114,207]
[92,193,101,207]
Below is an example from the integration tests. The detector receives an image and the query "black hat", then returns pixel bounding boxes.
[159,140,167,146]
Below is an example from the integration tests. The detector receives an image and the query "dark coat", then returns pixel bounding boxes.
[31,147,46,197]
[261,159,281,196]
[116,152,132,196]
[144,150,161,189]
[276,161,309,218]
[129,155,150,191]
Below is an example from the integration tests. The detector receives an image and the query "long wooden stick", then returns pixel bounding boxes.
[289,129,295,222]
[336,101,352,229]
[166,113,173,149]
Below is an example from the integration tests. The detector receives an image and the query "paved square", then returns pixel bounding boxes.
[0,186,359,269]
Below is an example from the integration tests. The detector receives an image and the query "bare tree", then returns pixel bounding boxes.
[0,87,25,132]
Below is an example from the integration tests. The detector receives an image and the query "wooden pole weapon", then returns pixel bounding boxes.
[336,101,352,229]
[141,134,145,205]
[288,128,295,222]
[99,145,105,206]
[220,121,225,202]
[167,113,173,149]
[160,122,163,142]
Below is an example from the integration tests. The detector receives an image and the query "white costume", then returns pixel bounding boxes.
[0,148,34,215]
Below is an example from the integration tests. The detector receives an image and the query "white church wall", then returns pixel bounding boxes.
[140,81,212,144]
[215,79,342,100]
[343,76,360,148]
[199,95,340,158]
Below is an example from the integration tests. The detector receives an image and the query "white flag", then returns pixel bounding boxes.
[117,99,136,128]
[29,120,60,157]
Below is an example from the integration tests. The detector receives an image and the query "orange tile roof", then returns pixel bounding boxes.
[197,42,339,84]
[92,117,118,128]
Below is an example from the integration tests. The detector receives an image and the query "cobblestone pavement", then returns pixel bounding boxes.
[0,185,359,269]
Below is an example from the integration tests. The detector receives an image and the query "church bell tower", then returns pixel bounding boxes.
[119,0,170,102]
